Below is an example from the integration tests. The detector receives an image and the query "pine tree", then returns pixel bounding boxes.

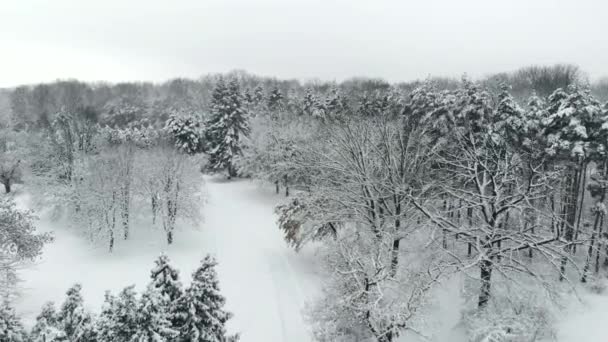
[132,286,178,342]
[30,302,67,342]
[149,254,183,303]
[114,286,139,341]
[56,284,94,342]
[166,114,204,154]
[176,256,238,342]
[0,304,28,342]
[253,85,265,106]
[206,79,250,178]
[493,83,525,145]
[267,87,284,111]
[95,286,139,342]
[95,292,118,342]
[302,88,320,116]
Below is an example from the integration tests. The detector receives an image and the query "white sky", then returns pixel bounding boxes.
[1,0,607,87]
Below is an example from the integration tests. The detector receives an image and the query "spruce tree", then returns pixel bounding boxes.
[56,284,94,342]
[30,302,67,342]
[206,79,250,178]
[302,88,319,116]
[494,83,525,145]
[166,114,204,154]
[267,87,284,111]
[176,255,238,342]
[113,286,139,341]
[132,286,178,342]
[0,304,28,342]
[253,85,265,106]
[95,292,118,342]
[149,254,183,303]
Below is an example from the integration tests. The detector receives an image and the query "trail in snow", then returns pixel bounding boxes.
[14,177,322,342]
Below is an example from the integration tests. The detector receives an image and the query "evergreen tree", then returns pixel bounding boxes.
[95,292,118,342]
[0,304,28,342]
[493,83,525,145]
[30,302,67,342]
[114,286,139,341]
[206,79,250,178]
[253,85,265,106]
[302,88,320,116]
[132,286,178,342]
[176,256,238,342]
[242,88,254,106]
[149,254,183,303]
[56,284,94,342]
[165,114,204,154]
[267,87,284,111]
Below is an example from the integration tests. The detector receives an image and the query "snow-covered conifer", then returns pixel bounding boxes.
[165,114,205,154]
[267,87,284,111]
[206,79,250,178]
[0,304,28,342]
[132,285,178,342]
[30,302,66,342]
[95,286,139,342]
[56,284,94,342]
[149,253,183,303]
[176,255,238,342]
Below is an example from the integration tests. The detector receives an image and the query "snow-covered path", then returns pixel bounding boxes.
[14,177,321,341]
[200,177,321,341]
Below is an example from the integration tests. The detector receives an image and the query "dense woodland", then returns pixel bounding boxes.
[1,64,608,341]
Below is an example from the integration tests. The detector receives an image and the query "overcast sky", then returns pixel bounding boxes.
[1,0,606,87]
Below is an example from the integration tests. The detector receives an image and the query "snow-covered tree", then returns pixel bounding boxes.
[175,255,238,342]
[165,114,205,154]
[56,284,94,342]
[132,285,178,342]
[206,78,250,178]
[0,130,23,193]
[0,304,28,342]
[267,87,284,111]
[95,292,118,342]
[0,198,52,303]
[30,302,66,342]
[149,254,183,303]
[96,286,139,342]
[253,85,265,107]
[70,152,122,251]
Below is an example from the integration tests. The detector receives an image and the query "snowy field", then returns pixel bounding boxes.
[14,176,321,342]
[11,176,608,342]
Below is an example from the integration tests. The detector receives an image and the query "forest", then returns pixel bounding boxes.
[1,64,608,341]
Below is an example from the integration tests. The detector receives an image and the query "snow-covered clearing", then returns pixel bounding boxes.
[10,176,608,342]
[14,176,321,342]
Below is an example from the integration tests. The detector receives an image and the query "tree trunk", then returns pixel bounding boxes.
[467,207,473,257]
[560,166,580,281]
[122,186,130,240]
[151,194,157,224]
[390,238,400,277]
[167,230,173,244]
[478,259,493,308]
[572,162,588,254]
[582,217,601,282]
[3,181,10,194]
[275,180,279,194]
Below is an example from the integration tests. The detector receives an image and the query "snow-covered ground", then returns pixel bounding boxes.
[11,176,608,342]
[14,176,322,341]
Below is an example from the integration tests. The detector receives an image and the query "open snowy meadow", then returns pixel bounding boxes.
[12,177,322,341]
